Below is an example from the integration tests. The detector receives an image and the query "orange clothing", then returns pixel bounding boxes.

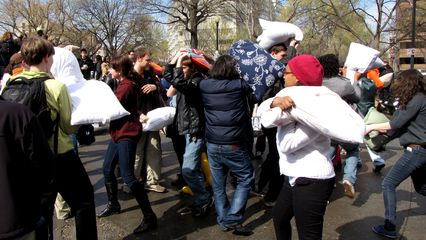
[367,69,384,89]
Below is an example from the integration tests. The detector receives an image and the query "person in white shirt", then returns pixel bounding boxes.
[259,54,335,240]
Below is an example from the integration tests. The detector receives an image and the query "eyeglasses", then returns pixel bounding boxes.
[284,71,293,75]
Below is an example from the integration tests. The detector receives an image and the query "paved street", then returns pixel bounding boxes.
[54,131,426,240]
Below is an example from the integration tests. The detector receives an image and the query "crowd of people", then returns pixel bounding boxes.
[0,27,425,240]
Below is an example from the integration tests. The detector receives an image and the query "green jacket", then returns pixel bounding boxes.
[11,70,77,154]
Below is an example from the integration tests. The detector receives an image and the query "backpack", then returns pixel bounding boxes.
[1,76,60,152]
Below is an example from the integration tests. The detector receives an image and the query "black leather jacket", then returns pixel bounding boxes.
[164,64,205,136]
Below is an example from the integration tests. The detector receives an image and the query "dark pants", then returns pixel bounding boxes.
[273,176,335,240]
[103,139,155,218]
[258,127,283,202]
[43,150,97,240]
[169,124,186,168]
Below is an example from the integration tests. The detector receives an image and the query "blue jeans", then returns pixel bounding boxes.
[382,147,426,224]
[207,143,254,227]
[71,133,79,156]
[342,143,361,184]
[182,134,210,206]
[103,139,139,188]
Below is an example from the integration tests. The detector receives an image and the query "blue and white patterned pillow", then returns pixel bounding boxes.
[229,40,285,100]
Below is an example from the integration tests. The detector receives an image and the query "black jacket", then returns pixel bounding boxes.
[137,70,165,115]
[200,78,253,145]
[0,97,54,239]
[0,39,19,67]
[164,64,204,136]
[78,57,94,80]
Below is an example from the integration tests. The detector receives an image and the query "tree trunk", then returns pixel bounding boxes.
[190,30,198,48]
[189,6,198,49]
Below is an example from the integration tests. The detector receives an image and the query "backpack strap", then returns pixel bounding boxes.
[53,113,60,156]
[31,76,61,156]
[6,75,52,86]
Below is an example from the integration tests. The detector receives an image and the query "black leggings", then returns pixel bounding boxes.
[273,176,335,240]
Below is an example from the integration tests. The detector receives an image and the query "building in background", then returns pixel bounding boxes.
[166,0,280,56]
[167,15,237,56]
[396,0,426,72]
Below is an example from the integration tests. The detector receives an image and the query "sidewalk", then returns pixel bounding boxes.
[54,133,426,240]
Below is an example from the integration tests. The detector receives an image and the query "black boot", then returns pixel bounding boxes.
[130,183,157,234]
[97,183,121,218]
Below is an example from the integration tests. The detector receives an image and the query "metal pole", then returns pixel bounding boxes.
[410,0,416,69]
[216,21,219,52]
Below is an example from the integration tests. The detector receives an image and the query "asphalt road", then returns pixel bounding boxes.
[54,132,426,240]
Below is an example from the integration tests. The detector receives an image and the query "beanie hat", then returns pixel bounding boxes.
[287,54,323,86]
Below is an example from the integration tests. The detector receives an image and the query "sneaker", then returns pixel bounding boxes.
[251,188,265,198]
[192,197,213,217]
[222,224,254,236]
[176,204,194,216]
[145,184,167,193]
[372,224,397,239]
[342,180,355,198]
[374,164,385,173]
[122,184,132,194]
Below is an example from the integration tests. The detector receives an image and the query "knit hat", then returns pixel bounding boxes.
[287,54,323,86]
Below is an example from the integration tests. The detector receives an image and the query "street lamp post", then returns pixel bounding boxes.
[410,0,416,69]
[216,20,219,52]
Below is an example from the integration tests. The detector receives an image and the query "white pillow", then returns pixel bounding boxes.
[368,57,386,70]
[380,72,393,88]
[262,86,365,143]
[68,80,129,125]
[256,19,304,50]
[51,47,86,86]
[344,43,385,74]
[142,107,176,131]
[51,47,129,125]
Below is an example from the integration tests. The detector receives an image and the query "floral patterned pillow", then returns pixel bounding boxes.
[229,40,285,100]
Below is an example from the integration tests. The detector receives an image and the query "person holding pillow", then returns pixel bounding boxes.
[260,55,335,240]
[98,55,157,235]
[367,69,426,239]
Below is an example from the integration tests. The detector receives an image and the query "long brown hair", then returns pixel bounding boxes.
[0,32,13,42]
[392,69,425,109]
[110,55,140,83]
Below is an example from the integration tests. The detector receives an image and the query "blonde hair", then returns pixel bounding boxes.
[1,32,13,42]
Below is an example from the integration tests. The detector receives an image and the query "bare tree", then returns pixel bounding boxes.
[70,0,150,56]
[0,0,54,36]
[145,0,230,48]
[0,0,20,34]
[48,0,78,45]
[313,0,425,55]
[227,0,262,40]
